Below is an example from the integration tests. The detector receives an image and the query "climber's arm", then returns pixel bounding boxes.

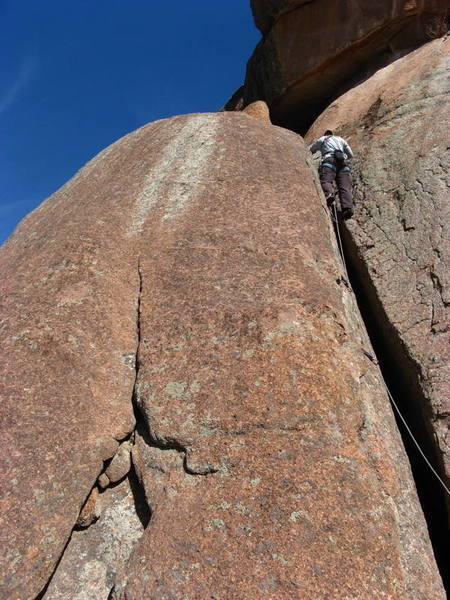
[344,141,354,158]
[309,138,323,154]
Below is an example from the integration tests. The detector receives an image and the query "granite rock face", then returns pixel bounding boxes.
[307,37,450,508]
[0,142,141,598]
[242,99,272,122]
[244,0,449,131]
[0,112,445,599]
[113,116,440,598]
[43,477,147,600]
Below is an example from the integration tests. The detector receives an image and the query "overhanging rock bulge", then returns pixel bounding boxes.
[227,0,449,132]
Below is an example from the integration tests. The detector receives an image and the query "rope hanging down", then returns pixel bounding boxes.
[330,204,450,497]
[362,350,450,496]
[332,202,352,291]
[386,383,450,496]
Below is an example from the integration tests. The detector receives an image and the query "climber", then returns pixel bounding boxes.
[309,130,354,220]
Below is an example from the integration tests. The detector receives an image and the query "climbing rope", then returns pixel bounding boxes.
[362,349,450,496]
[331,202,352,291]
[329,203,450,497]
[386,384,450,496]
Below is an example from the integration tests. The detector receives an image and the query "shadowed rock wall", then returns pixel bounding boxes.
[0,112,445,599]
[238,0,449,131]
[250,0,306,34]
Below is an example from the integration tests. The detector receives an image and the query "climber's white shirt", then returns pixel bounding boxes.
[309,135,354,160]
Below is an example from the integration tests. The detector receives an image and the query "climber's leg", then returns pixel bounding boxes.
[319,166,336,203]
[336,168,353,216]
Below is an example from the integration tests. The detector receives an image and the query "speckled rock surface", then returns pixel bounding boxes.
[105,441,132,484]
[0,112,445,599]
[243,99,271,122]
[0,133,141,598]
[0,111,237,599]
[113,115,440,598]
[43,477,147,600]
[244,0,449,130]
[76,487,102,528]
[307,37,450,509]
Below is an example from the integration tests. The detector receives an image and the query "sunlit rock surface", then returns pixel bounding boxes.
[0,112,444,599]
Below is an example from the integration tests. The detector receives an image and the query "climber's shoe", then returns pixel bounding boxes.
[326,194,335,207]
[342,208,354,220]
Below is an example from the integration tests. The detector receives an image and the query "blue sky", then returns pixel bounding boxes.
[0,1,260,243]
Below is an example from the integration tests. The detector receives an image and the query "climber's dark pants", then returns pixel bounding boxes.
[320,166,353,211]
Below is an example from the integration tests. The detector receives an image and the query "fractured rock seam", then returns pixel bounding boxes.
[34,479,113,599]
[35,263,151,600]
[106,263,223,598]
[339,222,450,589]
[34,529,76,600]
[132,263,218,477]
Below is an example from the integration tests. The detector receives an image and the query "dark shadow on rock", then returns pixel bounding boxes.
[341,223,450,593]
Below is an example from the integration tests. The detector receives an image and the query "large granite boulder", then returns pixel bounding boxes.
[0,112,445,599]
[307,37,450,517]
[243,0,449,131]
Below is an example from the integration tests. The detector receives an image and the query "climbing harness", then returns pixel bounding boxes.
[331,210,450,497]
[321,161,352,175]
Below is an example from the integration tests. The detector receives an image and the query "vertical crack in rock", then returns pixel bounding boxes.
[34,479,107,599]
[34,529,75,600]
[132,264,219,477]
[38,469,149,600]
[301,36,449,592]
[108,261,222,598]
[340,224,450,591]
[33,264,152,600]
